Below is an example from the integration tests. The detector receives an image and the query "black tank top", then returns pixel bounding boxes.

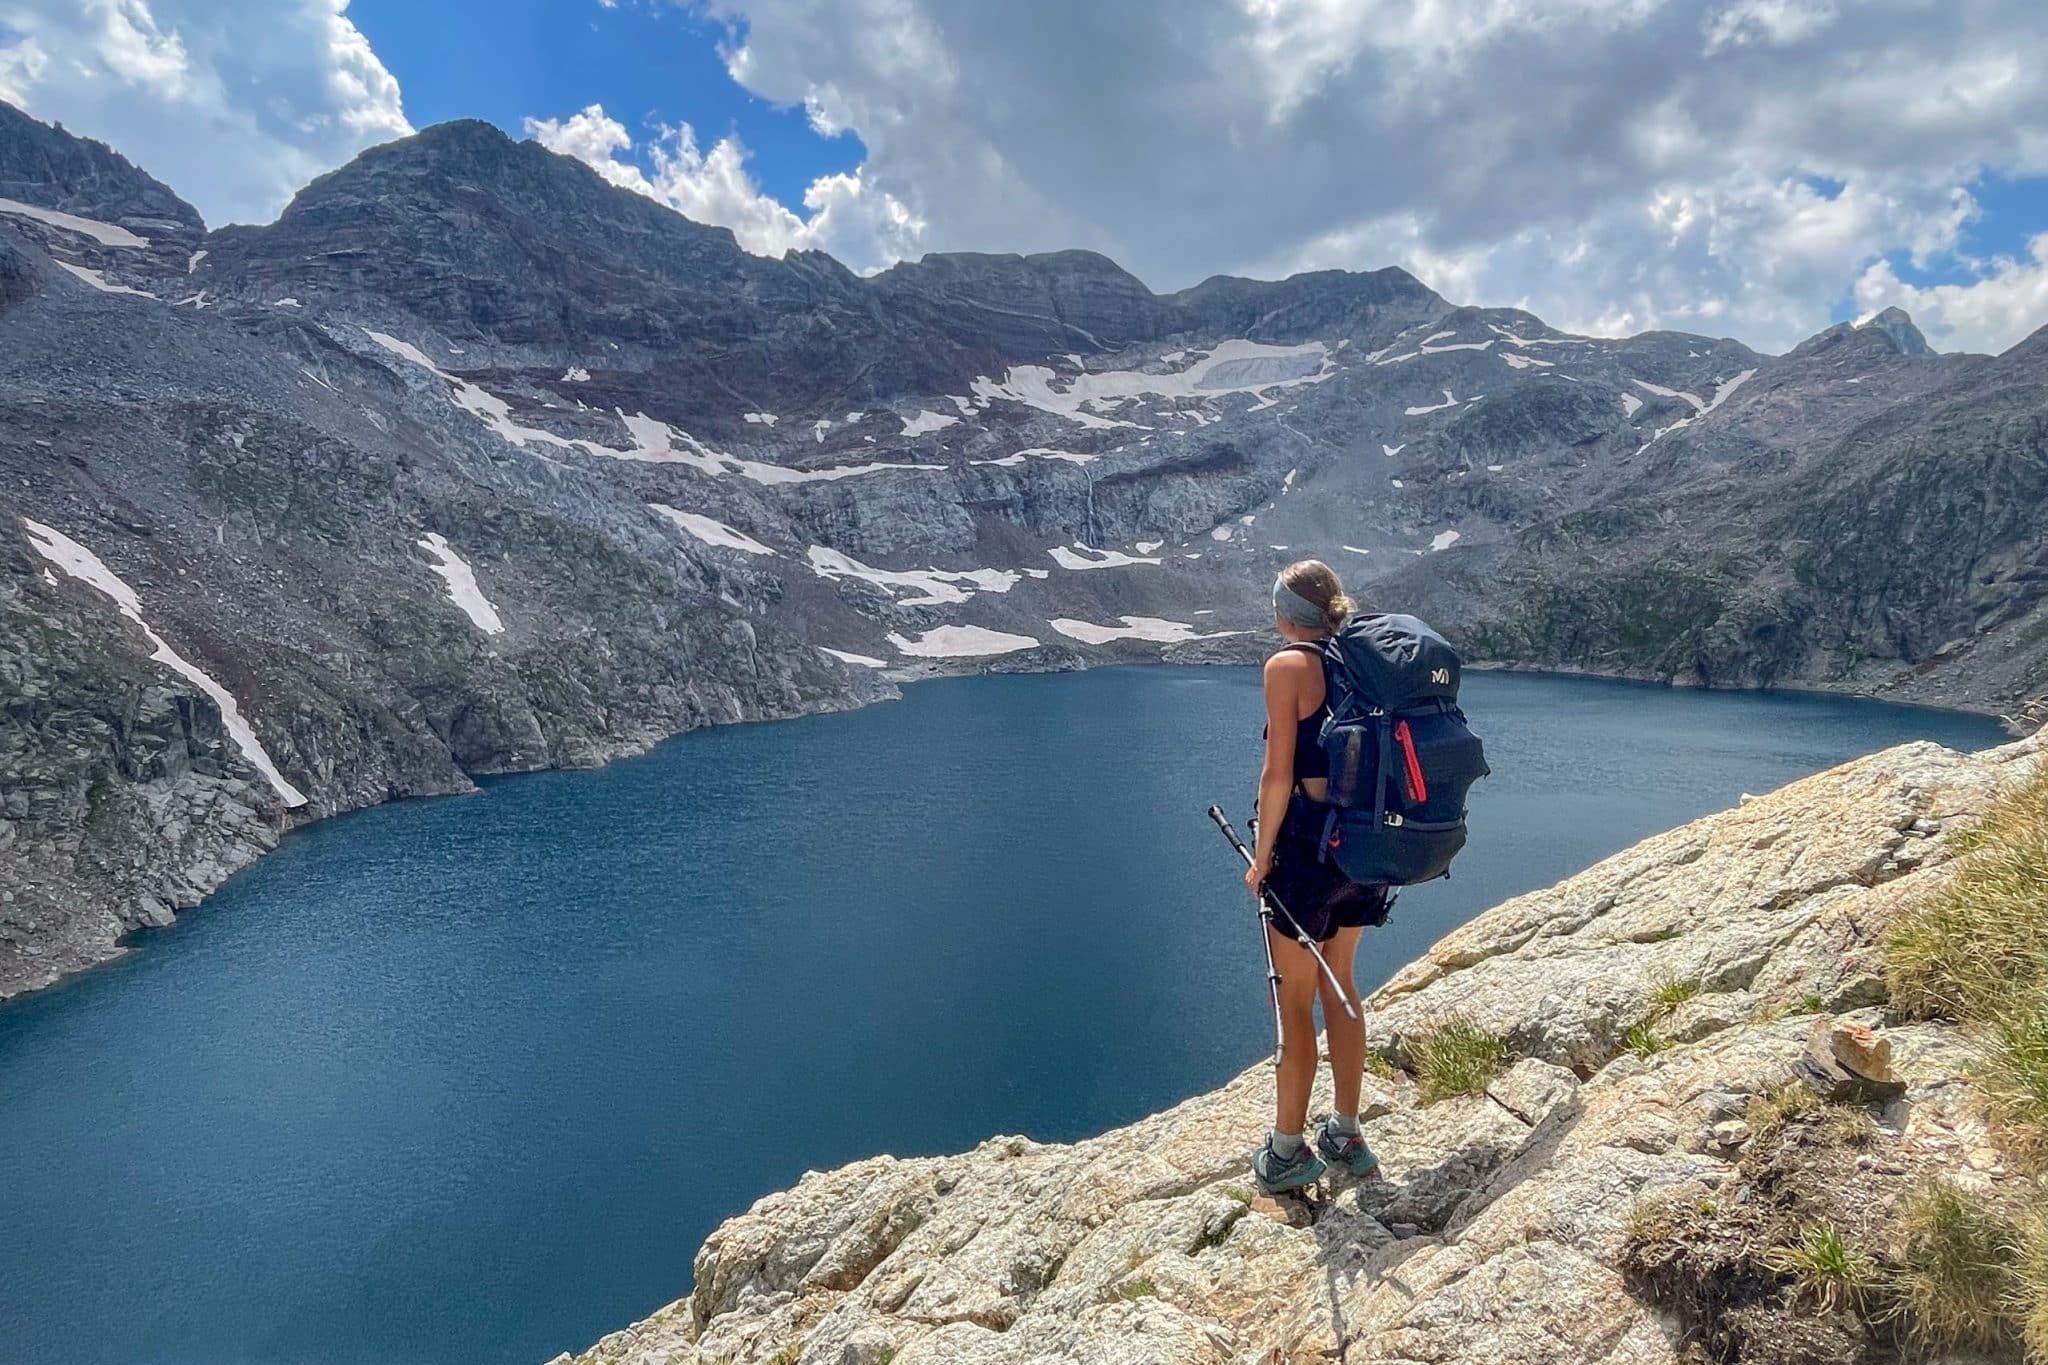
[1265,642,1330,784]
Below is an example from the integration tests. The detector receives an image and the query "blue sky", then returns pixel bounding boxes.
[1,0,2046,353]
[349,0,847,214]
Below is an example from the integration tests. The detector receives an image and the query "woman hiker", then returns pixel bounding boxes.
[1244,559,1390,1193]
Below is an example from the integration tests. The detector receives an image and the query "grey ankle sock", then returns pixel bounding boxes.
[1270,1129,1305,1158]
[1330,1113,1360,1136]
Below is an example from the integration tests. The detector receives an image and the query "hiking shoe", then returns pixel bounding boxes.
[1313,1118,1381,1177]
[1252,1138,1326,1194]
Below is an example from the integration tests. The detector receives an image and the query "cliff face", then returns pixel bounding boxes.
[554,735,2042,1365]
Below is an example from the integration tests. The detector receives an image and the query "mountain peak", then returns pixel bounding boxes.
[1861,305,1933,357]
[1790,306,1934,360]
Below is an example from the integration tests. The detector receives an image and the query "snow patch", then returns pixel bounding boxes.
[1430,530,1462,552]
[1383,443,1406,458]
[970,446,1098,468]
[1501,352,1553,370]
[273,298,301,308]
[807,547,1019,607]
[1282,468,1299,492]
[1630,377,1706,412]
[886,625,1039,658]
[819,647,887,668]
[1639,369,1759,446]
[1404,390,1462,416]
[971,340,1331,429]
[0,197,148,247]
[416,533,507,635]
[649,504,776,556]
[186,249,207,274]
[562,367,590,383]
[1049,543,1162,571]
[901,409,959,437]
[368,345,949,486]
[1211,525,1234,542]
[1486,324,1586,348]
[1620,393,1644,418]
[53,261,153,298]
[1135,540,1164,554]
[743,411,779,425]
[24,518,307,806]
[1342,545,1372,555]
[1048,616,1240,645]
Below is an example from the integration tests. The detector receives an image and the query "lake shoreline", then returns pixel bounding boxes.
[2,654,2020,1006]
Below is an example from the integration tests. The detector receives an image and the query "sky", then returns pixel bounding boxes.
[2,0,2047,355]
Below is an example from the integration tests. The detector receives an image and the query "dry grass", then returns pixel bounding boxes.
[1885,767,2048,1023]
[2021,1208,2048,1359]
[1411,1016,1509,1104]
[1748,1081,1820,1137]
[1886,768,2048,1150]
[1885,1179,2020,1353]
[1880,763,2048,1348]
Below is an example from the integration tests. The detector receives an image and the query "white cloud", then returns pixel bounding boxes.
[702,0,2048,352]
[0,32,46,106]
[1854,235,2048,355]
[523,102,925,273]
[0,0,409,227]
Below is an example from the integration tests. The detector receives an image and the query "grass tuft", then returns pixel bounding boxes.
[1748,1081,1820,1136]
[1763,1223,1880,1314]
[1411,1016,1509,1104]
[1886,1179,2020,1352]
[1114,1274,1158,1302]
[1878,765,2048,1342]
[2020,1209,2048,1359]
[1884,768,2048,1023]
[1624,1021,1673,1059]
[1646,976,1702,1018]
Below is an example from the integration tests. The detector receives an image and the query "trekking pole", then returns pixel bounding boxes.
[1207,807,1360,1024]
[1209,806,1286,1064]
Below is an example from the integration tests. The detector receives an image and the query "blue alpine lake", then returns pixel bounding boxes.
[0,667,2008,1364]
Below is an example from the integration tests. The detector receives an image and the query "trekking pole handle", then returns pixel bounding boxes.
[1207,805,1255,866]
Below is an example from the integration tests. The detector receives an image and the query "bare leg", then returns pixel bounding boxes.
[1269,927,1322,1135]
[1317,926,1366,1119]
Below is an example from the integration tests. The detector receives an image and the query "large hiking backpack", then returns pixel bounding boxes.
[1315,613,1489,886]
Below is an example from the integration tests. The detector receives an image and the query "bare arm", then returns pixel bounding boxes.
[1247,651,1309,892]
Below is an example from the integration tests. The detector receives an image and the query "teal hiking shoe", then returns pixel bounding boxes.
[1252,1138,1326,1194]
[1313,1117,1380,1177]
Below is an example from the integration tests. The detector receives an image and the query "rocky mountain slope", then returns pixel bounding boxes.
[2,103,2044,999]
[551,733,2043,1365]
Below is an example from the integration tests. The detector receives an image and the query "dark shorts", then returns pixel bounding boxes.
[1263,794,1391,943]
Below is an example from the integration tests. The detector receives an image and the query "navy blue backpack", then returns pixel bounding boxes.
[1315,613,1489,885]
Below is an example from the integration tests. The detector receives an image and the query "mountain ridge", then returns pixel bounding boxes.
[0,103,2042,1001]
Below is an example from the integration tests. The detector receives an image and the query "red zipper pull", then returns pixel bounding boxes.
[1394,720,1429,804]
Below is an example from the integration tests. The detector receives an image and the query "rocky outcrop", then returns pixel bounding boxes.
[552,735,2041,1365]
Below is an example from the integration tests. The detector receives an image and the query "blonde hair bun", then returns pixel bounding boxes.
[1278,559,1354,631]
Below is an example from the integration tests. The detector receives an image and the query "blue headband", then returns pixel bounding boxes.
[1273,576,1327,629]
